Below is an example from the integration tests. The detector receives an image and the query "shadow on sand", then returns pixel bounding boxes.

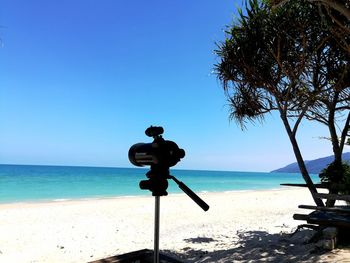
[163,230,329,262]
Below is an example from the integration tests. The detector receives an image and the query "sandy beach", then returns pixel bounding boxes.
[0,188,349,262]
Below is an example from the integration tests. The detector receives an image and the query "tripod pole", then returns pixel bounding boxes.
[154,196,160,263]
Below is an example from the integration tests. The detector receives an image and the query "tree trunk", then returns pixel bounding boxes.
[328,106,342,164]
[340,112,350,153]
[327,104,342,207]
[280,114,324,207]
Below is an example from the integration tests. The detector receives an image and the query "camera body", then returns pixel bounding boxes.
[128,126,185,196]
[128,126,185,168]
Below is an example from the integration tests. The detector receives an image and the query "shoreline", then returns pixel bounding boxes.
[0,186,296,206]
[0,188,348,262]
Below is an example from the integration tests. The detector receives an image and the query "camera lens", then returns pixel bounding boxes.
[128,143,156,167]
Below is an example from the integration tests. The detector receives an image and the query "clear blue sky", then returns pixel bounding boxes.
[0,0,334,172]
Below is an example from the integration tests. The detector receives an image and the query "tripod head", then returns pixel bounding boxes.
[128,126,209,211]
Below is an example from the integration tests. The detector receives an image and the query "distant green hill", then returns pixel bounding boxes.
[271,152,350,174]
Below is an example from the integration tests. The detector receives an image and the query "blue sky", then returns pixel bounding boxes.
[0,0,335,171]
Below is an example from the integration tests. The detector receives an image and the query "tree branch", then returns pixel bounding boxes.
[311,0,350,20]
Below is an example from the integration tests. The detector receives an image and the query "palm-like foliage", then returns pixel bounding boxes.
[216,0,328,128]
[215,0,349,206]
[270,0,350,52]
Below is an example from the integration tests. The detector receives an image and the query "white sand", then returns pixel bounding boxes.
[0,188,349,262]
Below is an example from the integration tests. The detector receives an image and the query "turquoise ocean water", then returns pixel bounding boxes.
[0,164,320,203]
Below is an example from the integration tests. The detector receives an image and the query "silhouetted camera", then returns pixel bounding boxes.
[128,126,185,168]
[128,126,209,210]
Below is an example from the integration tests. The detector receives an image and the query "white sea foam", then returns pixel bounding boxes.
[53,198,71,202]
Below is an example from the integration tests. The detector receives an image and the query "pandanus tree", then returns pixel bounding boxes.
[215,0,349,206]
[270,0,350,146]
[271,1,350,169]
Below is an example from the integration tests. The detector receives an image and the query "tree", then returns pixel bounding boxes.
[215,0,349,206]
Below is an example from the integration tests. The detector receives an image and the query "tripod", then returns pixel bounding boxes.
[154,196,160,263]
[129,126,209,263]
[141,166,209,263]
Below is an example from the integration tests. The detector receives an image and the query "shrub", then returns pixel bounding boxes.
[319,161,350,196]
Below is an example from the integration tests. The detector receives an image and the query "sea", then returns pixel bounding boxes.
[0,164,320,203]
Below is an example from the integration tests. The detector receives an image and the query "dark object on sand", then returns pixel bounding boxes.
[282,182,350,249]
[89,249,183,263]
